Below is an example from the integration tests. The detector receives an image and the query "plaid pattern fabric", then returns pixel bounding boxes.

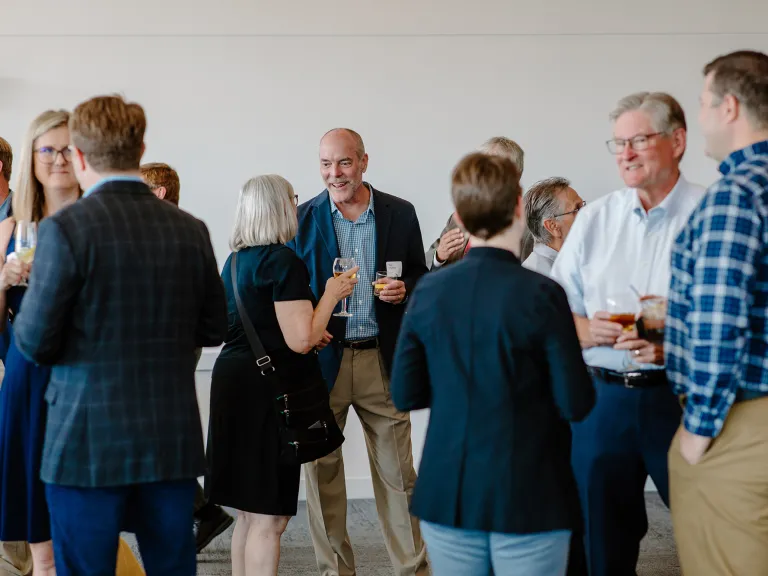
[13,181,228,487]
[331,186,379,340]
[666,140,768,438]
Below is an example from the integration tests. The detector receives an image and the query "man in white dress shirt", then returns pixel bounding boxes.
[551,92,705,576]
[522,177,585,276]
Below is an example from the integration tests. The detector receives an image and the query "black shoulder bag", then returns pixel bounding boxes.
[230,251,344,465]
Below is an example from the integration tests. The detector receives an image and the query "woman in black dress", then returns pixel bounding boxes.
[205,174,357,576]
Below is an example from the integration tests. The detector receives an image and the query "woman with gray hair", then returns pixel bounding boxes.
[205,174,357,576]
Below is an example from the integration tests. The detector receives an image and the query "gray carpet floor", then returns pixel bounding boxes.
[183,494,678,575]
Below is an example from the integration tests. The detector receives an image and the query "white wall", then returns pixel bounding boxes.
[3,0,767,498]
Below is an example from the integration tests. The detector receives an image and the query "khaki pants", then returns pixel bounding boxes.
[669,396,768,575]
[0,543,31,576]
[304,348,428,576]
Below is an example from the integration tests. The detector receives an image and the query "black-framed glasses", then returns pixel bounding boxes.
[553,200,587,218]
[292,194,299,206]
[606,132,665,154]
[34,146,72,164]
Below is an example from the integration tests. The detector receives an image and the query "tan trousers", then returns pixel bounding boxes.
[0,543,31,576]
[669,396,768,576]
[304,348,428,576]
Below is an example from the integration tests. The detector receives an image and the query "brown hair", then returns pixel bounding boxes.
[451,152,521,240]
[704,50,768,129]
[140,162,180,206]
[0,137,11,182]
[69,95,146,172]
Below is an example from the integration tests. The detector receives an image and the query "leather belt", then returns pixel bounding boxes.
[588,366,668,389]
[343,338,379,350]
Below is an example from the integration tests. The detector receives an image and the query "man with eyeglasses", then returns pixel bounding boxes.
[522,177,585,276]
[551,92,705,576]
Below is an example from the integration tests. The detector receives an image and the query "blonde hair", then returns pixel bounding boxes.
[69,94,146,172]
[12,110,73,223]
[229,174,297,251]
[140,162,180,205]
[479,136,525,176]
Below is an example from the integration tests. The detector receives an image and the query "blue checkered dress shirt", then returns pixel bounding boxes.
[331,185,378,341]
[666,140,768,438]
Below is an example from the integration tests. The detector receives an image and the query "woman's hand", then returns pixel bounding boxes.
[324,267,359,302]
[0,257,28,291]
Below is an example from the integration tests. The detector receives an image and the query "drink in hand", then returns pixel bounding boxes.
[16,247,35,264]
[608,313,636,331]
[374,271,387,296]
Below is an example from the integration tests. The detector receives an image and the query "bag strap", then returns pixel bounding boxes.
[230,251,275,374]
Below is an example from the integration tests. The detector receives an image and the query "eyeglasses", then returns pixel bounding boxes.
[606,132,665,154]
[34,146,72,165]
[292,194,299,206]
[553,200,587,218]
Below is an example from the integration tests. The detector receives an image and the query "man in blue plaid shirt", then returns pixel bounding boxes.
[666,50,768,574]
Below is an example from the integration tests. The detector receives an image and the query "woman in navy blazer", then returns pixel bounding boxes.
[391,153,595,575]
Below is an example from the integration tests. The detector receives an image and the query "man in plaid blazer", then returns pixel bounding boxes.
[13,95,228,576]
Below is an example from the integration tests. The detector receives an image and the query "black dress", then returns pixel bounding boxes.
[205,244,319,516]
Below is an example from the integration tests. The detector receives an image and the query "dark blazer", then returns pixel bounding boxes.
[13,180,228,488]
[390,247,595,534]
[287,185,428,388]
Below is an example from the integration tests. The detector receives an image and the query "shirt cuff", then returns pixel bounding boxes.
[432,253,444,268]
[683,400,726,439]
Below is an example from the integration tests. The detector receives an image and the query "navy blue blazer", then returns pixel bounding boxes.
[287,186,428,389]
[390,247,595,534]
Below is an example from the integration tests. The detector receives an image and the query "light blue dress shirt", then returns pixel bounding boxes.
[550,175,705,371]
[331,184,378,341]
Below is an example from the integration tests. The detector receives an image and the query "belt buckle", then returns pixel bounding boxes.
[623,371,641,389]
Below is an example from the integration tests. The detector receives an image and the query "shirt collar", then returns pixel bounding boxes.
[719,139,768,176]
[630,173,689,219]
[532,242,558,262]
[330,182,375,217]
[84,175,145,198]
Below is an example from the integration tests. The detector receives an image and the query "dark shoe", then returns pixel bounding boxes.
[194,507,234,553]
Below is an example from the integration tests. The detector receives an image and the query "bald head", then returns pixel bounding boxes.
[321,128,366,160]
[319,128,369,204]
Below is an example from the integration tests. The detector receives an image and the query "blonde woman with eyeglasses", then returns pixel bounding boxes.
[0,110,80,576]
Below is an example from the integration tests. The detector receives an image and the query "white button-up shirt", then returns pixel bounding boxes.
[550,175,705,371]
[522,243,558,276]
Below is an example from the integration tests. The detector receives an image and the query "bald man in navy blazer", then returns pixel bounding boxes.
[288,128,428,576]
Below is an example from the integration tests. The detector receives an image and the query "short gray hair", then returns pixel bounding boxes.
[229,174,297,251]
[525,177,571,246]
[609,92,687,135]
[478,136,524,176]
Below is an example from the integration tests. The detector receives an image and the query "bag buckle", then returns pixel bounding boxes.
[257,355,275,374]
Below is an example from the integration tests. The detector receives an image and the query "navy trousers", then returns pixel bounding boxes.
[46,479,197,576]
[571,376,681,576]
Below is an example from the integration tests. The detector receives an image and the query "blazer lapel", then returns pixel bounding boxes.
[373,188,392,269]
[311,190,340,261]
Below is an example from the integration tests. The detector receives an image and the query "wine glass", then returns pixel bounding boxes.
[13,221,37,286]
[606,293,640,369]
[333,257,356,317]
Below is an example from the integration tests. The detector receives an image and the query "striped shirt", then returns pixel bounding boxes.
[666,140,768,438]
[331,185,378,341]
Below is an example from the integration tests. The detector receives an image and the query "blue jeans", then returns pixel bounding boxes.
[46,480,197,576]
[420,521,571,576]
